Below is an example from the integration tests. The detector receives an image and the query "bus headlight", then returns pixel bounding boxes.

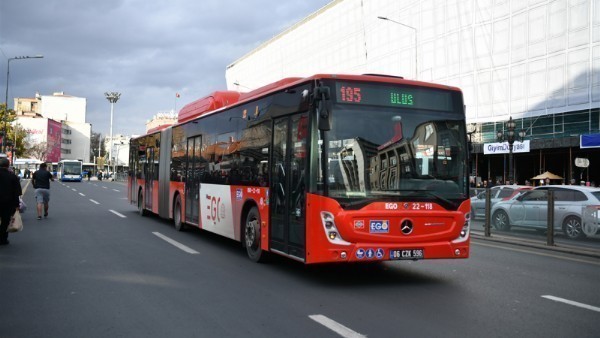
[452,213,470,243]
[320,212,350,246]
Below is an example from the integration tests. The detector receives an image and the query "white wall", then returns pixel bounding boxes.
[41,93,87,124]
[62,121,91,161]
[226,0,600,124]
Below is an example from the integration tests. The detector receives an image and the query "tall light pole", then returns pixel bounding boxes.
[497,116,526,184]
[104,92,121,179]
[3,55,44,153]
[377,16,418,79]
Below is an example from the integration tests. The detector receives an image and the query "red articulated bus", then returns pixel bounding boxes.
[128,74,471,264]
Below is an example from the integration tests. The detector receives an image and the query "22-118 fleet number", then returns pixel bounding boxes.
[385,203,433,210]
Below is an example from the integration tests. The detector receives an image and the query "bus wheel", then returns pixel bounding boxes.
[138,191,147,216]
[174,195,184,231]
[244,206,266,262]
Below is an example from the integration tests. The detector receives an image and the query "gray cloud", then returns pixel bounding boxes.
[1,0,331,136]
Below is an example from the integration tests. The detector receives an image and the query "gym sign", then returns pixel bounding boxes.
[484,140,530,155]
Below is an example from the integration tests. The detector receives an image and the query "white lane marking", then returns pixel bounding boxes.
[102,186,107,189]
[112,189,120,192]
[109,210,126,218]
[79,193,85,197]
[152,232,199,254]
[90,199,100,205]
[542,295,600,313]
[72,188,77,191]
[473,242,600,266]
[309,315,366,338]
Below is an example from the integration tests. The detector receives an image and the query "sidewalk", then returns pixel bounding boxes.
[471,229,600,259]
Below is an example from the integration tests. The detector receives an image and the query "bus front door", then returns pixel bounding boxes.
[185,136,201,225]
[270,114,307,260]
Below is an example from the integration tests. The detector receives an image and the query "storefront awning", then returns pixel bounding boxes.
[580,134,600,149]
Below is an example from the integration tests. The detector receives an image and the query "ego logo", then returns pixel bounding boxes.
[369,220,389,233]
[205,194,226,225]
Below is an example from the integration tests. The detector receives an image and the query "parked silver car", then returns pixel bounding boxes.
[490,185,600,239]
[470,185,532,219]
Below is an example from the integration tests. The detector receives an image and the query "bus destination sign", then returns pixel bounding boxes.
[335,82,453,111]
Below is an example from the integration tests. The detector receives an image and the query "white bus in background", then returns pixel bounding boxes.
[57,160,83,182]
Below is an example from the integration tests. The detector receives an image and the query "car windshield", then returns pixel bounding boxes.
[316,104,468,209]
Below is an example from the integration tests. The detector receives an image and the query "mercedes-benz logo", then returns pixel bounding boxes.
[401,220,413,235]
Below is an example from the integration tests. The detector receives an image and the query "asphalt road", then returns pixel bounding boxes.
[1,179,598,338]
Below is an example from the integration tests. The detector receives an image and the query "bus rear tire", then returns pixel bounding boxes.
[174,195,185,231]
[244,206,267,263]
[138,191,147,216]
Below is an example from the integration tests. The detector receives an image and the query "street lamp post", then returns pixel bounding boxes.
[104,92,121,180]
[377,16,418,79]
[3,55,44,153]
[497,116,526,184]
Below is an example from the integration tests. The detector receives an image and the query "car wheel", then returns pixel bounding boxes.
[492,210,511,231]
[244,206,267,262]
[562,216,585,240]
[174,195,184,231]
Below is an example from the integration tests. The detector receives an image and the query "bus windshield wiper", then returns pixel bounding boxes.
[339,197,382,209]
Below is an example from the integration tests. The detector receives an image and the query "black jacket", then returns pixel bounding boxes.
[0,168,21,210]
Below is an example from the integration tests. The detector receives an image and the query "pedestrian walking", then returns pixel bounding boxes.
[32,163,54,220]
[0,158,22,245]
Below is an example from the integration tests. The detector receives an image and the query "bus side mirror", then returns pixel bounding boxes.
[314,86,332,131]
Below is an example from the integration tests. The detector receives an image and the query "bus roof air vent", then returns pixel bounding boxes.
[362,73,404,79]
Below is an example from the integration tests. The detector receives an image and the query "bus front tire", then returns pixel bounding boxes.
[244,206,266,263]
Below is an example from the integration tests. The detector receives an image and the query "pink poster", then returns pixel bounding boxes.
[46,119,61,162]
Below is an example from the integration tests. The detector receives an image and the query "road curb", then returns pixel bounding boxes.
[471,232,600,259]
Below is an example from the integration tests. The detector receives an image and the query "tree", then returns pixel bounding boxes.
[28,141,48,161]
[0,103,17,152]
[90,132,105,160]
[11,123,28,157]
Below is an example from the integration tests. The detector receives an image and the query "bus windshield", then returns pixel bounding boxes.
[63,162,82,175]
[317,104,468,208]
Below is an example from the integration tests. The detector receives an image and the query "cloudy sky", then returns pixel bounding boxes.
[0,0,332,137]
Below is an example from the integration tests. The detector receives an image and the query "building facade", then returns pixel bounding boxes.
[104,134,130,171]
[14,92,91,162]
[226,0,600,185]
[145,111,177,133]
[14,117,62,163]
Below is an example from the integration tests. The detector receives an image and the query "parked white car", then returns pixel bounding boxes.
[470,185,532,219]
[490,185,600,240]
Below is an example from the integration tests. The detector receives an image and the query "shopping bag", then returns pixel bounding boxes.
[7,211,24,233]
[19,196,27,213]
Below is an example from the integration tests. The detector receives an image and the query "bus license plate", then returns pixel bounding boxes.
[390,249,424,260]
